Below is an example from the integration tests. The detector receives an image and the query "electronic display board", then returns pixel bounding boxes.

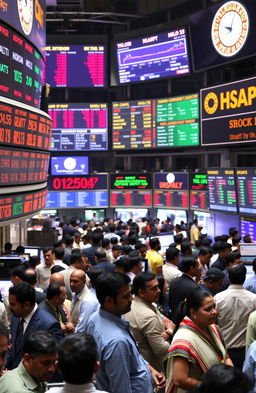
[51,156,88,175]
[110,190,152,207]
[110,173,152,189]
[153,172,189,209]
[45,190,108,208]
[45,45,106,87]
[48,174,107,191]
[48,103,108,151]
[201,76,256,146]
[190,172,209,211]
[240,216,256,242]
[116,28,190,84]
[0,148,49,186]
[189,0,256,71]
[207,169,237,212]
[112,94,199,150]
[0,21,44,108]
[0,97,52,150]
[0,188,47,222]
[236,168,256,214]
[0,0,46,54]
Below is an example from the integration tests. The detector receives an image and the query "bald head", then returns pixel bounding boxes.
[70,269,86,294]
[50,272,65,285]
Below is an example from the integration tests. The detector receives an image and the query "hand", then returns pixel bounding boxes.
[163,317,175,331]
[148,366,166,391]
[65,322,75,332]
[161,331,170,341]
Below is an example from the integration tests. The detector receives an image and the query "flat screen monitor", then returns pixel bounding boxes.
[48,103,108,151]
[240,244,256,264]
[48,174,108,191]
[23,247,41,257]
[190,172,209,211]
[112,94,199,150]
[157,209,187,226]
[240,217,256,243]
[51,156,89,175]
[85,209,105,222]
[207,169,237,212]
[189,0,256,71]
[45,191,109,209]
[110,174,152,189]
[115,208,148,222]
[115,27,190,84]
[110,190,152,208]
[154,172,189,209]
[156,233,175,253]
[45,44,106,87]
[236,169,256,214]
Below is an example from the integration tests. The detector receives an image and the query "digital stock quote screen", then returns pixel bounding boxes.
[116,28,190,84]
[110,173,152,189]
[207,169,237,212]
[48,103,108,151]
[45,191,109,209]
[236,168,256,215]
[153,172,189,209]
[112,94,199,149]
[190,172,209,211]
[45,45,106,87]
[51,156,89,175]
[240,216,256,242]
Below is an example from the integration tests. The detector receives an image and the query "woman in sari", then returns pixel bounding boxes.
[164,287,233,393]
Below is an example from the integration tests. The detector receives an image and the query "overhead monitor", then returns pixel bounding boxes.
[45,191,108,209]
[207,169,237,212]
[48,103,108,151]
[115,208,148,222]
[190,172,209,211]
[115,27,190,84]
[110,173,152,189]
[51,156,89,175]
[240,216,256,243]
[112,94,199,150]
[48,174,108,191]
[45,45,106,87]
[156,209,187,226]
[236,168,256,214]
[154,172,189,210]
[110,190,152,208]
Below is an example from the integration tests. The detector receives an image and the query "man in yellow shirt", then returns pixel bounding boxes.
[146,238,163,274]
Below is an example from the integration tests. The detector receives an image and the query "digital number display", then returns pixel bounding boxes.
[207,169,237,212]
[116,28,190,84]
[51,156,88,175]
[45,190,108,208]
[110,190,152,207]
[0,188,48,222]
[48,174,108,191]
[190,172,209,211]
[240,217,256,243]
[112,94,199,150]
[237,169,256,214]
[48,103,108,151]
[201,77,256,146]
[110,173,152,189]
[45,45,106,87]
[0,22,44,108]
[0,148,49,186]
[153,172,189,209]
[0,98,52,150]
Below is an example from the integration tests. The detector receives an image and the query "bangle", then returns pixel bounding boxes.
[166,328,173,336]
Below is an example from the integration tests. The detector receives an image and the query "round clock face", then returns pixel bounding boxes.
[211,1,249,57]
[17,0,33,36]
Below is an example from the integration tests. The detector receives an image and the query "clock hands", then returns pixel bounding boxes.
[224,12,236,33]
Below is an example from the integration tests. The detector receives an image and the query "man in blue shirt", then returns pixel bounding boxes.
[244,258,256,294]
[86,272,165,393]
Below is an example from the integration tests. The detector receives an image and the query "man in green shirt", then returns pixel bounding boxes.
[0,331,57,393]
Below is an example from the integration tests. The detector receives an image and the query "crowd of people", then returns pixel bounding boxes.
[0,216,255,393]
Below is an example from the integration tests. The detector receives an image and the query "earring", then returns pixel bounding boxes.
[194,316,197,320]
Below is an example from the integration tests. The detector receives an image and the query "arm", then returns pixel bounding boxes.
[147,364,166,391]
[75,300,99,333]
[172,357,200,390]
[246,312,256,351]
[243,343,256,388]
[143,315,170,357]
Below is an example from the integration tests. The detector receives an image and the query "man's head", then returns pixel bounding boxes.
[166,247,179,265]
[202,268,225,293]
[135,243,147,259]
[57,333,99,384]
[43,248,54,267]
[181,256,200,277]
[0,323,8,375]
[111,245,122,260]
[70,269,86,294]
[218,242,232,259]
[65,235,74,248]
[174,234,183,245]
[149,237,161,251]
[181,242,192,256]
[132,272,160,304]
[95,272,132,316]
[73,231,81,245]
[9,282,36,317]
[87,270,104,289]
[23,268,37,287]
[53,247,65,261]
[50,272,65,285]
[228,264,246,285]
[94,248,107,264]
[46,283,66,307]
[22,331,57,382]
[198,247,213,266]
[243,234,253,243]
[10,265,26,285]
[225,251,242,268]
[70,251,90,271]
[128,257,143,275]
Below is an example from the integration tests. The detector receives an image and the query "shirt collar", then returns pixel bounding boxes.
[63,382,96,392]
[228,284,244,289]
[165,262,178,269]
[99,308,129,328]
[23,303,38,325]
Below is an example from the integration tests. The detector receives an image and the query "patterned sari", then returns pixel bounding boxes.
[163,317,227,393]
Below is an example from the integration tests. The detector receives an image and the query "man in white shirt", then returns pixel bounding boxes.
[35,248,55,290]
[162,247,181,292]
[214,264,256,369]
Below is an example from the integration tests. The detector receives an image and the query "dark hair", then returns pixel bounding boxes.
[95,272,130,305]
[128,256,141,270]
[112,244,122,252]
[199,247,213,257]
[218,242,232,252]
[226,252,241,265]
[46,282,65,300]
[9,282,36,305]
[51,265,65,274]
[155,275,165,305]
[91,232,103,245]
[0,322,9,339]
[229,227,239,237]
[28,256,40,269]
[4,242,12,251]
[70,252,83,265]
[114,257,131,273]
[128,249,140,258]
[54,240,65,248]
[181,242,192,255]
[102,238,110,248]
[180,256,198,273]
[23,331,57,357]
[220,235,229,243]
[166,247,179,261]
[122,245,132,255]
[64,235,74,246]
[110,237,118,245]
[43,247,53,254]
[195,239,203,248]
[132,272,156,296]
[203,268,225,282]
[174,234,183,244]
[243,235,252,243]
[191,364,251,393]
[57,333,97,384]
[23,269,37,286]
[149,238,160,249]
[232,236,241,246]
[10,265,26,281]
[73,231,81,238]
[54,247,65,260]
[87,270,104,287]
[228,264,246,285]
[95,248,107,260]
[16,245,25,254]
